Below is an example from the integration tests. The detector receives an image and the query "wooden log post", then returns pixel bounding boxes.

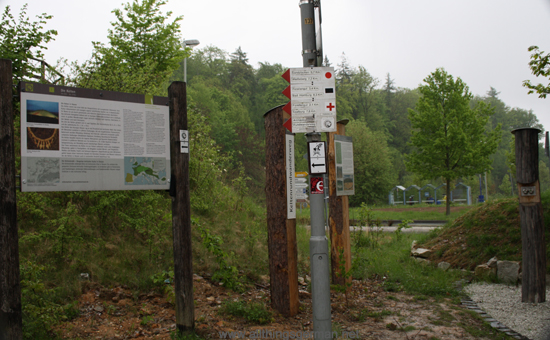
[169,82,194,333]
[264,105,299,317]
[0,59,23,339]
[512,128,546,303]
[327,120,352,286]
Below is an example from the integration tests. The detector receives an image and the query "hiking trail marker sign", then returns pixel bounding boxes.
[282,67,337,133]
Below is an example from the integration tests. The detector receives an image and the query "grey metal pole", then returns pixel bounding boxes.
[306,133,332,338]
[300,0,317,67]
[300,1,332,337]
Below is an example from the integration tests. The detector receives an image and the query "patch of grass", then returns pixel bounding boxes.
[419,192,550,272]
[352,233,466,298]
[458,310,515,339]
[350,203,473,222]
[219,299,273,325]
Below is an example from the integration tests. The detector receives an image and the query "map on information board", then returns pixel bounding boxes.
[124,157,168,185]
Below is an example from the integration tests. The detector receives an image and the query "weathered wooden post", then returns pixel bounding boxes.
[512,127,546,303]
[264,105,299,317]
[169,81,194,332]
[327,120,352,285]
[0,59,23,339]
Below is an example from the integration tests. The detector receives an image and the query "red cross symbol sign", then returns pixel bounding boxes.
[326,102,335,112]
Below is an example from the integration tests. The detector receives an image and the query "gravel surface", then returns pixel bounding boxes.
[464,283,550,340]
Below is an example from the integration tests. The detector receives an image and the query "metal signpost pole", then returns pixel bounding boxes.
[300,1,332,338]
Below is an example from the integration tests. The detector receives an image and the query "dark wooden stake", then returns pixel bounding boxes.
[0,59,23,339]
[169,82,194,332]
[512,128,546,303]
[264,105,299,317]
[327,121,352,286]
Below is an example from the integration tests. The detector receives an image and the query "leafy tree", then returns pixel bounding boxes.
[347,120,396,206]
[406,68,501,215]
[523,45,550,98]
[71,0,185,94]
[0,4,57,83]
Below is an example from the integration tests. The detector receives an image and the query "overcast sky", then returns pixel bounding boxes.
[3,0,550,131]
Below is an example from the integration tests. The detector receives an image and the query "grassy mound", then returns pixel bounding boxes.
[420,191,550,271]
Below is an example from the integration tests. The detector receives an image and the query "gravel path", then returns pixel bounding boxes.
[464,283,550,340]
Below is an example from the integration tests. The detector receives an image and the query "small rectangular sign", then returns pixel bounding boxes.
[311,177,324,194]
[286,134,296,219]
[180,130,188,142]
[308,141,327,174]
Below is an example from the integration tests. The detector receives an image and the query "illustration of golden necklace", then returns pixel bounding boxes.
[27,127,58,150]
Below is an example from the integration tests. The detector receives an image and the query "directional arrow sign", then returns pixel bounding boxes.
[281,67,337,134]
[308,141,327,174]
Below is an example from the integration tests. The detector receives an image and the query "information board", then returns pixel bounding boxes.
[335,135,355,196]
[19,82,170,192]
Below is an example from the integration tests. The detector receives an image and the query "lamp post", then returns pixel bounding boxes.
[183,39,200,83]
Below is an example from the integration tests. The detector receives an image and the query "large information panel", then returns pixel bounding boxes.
[19,82,170,192]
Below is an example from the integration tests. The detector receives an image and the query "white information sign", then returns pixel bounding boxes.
[287,67,336,133]
[335,135,355,196]
[286,134,296,219]
[308,141,327,174]
[19,82,170,192]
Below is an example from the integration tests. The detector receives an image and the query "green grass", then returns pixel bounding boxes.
[352,232,466,297]
[349,203,474,222]
[219,299,273,325]
[420,191,550,271]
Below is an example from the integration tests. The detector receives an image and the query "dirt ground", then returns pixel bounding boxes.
[55,274,494,340]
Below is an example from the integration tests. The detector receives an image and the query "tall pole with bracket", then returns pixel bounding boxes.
[300,0,332,337]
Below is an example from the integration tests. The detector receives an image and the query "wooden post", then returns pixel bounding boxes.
[327,120,352,285]
[0,59,23,339]
[264,105,299,317]
[512,128,546,303]
[169,82,194,332]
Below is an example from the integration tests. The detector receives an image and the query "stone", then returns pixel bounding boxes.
[413,257,431,265]
[437,261,451,271]
[486,256,498,268]
[411,248,432,258]
[497,260,520,284]
[474,264,496,278]
[411,240,417,250]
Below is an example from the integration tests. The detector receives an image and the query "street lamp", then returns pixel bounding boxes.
[183,39,200,83]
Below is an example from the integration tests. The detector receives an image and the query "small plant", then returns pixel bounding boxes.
[220,300,273,325]
[395,219,413,241]
[140,315,154,326]
[333,248,353,307]
[196,221,243,292]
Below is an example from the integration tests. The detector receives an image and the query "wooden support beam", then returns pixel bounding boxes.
[264,105,299,317]
[0,59,23,339]
[327,121,352,286]
[512,128,546,303]
[169,81,195,332]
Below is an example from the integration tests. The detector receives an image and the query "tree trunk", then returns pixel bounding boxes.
[0,59,23,339]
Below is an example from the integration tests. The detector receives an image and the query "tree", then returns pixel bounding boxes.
[406,68,501,215]
[523,45,550,98]
[71,0,185,94]
[0,4,57,83]
[347,120,396,206]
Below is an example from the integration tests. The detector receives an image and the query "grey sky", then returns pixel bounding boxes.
[3,0,549,131]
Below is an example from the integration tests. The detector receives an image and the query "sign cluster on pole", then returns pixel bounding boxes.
[282,67,337,134]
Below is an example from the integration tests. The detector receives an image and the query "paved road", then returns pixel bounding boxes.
[349,223,446,233]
